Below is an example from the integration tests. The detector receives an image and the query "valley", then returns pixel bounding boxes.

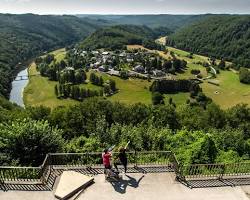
[22,41,250,109]
[1,12,250,188]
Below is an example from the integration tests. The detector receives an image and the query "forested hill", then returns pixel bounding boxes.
[168,15,250,67]
[79,25,171,50]
[0,14,105,98]
[78,14,208,30]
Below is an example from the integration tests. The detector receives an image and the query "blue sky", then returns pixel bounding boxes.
[0,0,249,14]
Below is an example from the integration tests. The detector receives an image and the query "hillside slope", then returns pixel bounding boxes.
[168,15,250,67]
[79,25,170,50]
[0,14,104,98]
[79,14,208,30]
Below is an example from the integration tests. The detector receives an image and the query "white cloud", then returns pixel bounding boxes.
[3,0,31,2]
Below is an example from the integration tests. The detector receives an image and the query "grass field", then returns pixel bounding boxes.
[52,48,66,62]
[23,63,78,109]
[24,63,189,108]
[24,47,189,108]
[128,44,250,108]
[24,46,250,109]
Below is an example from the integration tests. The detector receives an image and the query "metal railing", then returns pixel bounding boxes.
[2,151,250,188]
[0,166,42,183]
[179,162,250,180]
[0,151,174,186]
[45,151,174,168]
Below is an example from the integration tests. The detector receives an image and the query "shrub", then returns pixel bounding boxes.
[239,67,250,84]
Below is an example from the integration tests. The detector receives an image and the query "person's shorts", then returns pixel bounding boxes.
[104,164,111,169]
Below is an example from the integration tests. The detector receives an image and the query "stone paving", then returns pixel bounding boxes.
[1,172,250,200]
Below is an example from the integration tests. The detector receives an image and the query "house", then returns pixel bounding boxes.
[93,62,101,68]
[98,66,105,72]
[92,51,99,55]
[107,69,120,76]
[119,52,126,57]
[152,70,165,77]
[133,65,145,73]
[80,51,87,56]
[102,51,109,56]
[126,58,134,63]
[65,67,74,71]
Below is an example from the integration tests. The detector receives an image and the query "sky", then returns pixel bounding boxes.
[0,0,250,15]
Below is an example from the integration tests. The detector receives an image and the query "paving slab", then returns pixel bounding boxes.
[0,172,250,200]
[54,171,94,200]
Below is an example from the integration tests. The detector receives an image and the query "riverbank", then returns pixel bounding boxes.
[9,68,29,107]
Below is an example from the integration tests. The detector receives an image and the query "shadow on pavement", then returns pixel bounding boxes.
[184,177,250,189]
[110,174,145,194]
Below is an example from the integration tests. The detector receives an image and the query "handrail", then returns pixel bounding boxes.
[0,166,41,169]
[47,151,172,156]
[0,151,174,186]
[2,151,250,188]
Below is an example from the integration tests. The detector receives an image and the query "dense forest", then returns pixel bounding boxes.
[79,25,170,50]
[0,14,106,98]
[78,14,208,30]
[0,96,249,167]
[168,15,250,68]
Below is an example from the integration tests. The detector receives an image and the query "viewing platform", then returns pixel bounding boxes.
[1,151,250,199]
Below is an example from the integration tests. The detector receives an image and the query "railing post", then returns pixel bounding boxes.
[219,164,226,180]
[134,150,138,168]
[87,152,90,168]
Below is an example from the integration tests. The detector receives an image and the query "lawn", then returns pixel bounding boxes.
[164,93,189,105]
[202,71,250,109]
[127,44,250,108]
[52,48,66,62]
[24,46,250,109]
[23,63,78,109]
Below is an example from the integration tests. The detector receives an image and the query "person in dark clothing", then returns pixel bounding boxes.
[114,147,128,173]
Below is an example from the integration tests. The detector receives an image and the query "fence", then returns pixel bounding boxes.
[179,162,250,181]
[0,151,174,186]
[0,166,42,183]
[2,151,250,189]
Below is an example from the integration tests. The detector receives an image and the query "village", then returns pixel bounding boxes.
[71,48,175,80]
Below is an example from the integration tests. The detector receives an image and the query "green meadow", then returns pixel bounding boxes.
[24,46,250,109]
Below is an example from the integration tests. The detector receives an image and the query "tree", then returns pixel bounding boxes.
[103,83,111,95]
[239,67,250,84]
[163,60,172,71]
[75,70,86,84]
[205,103,225,129]
[109,79,116,92]
[188,135,218,164]
[172,59,181,71]
[152,92,164,105]
[55,84,59,97]
[120,70,129,79]
[44,54,54,64]
[215,150,243,164]
[26,106,51,121]
[59,60,67,69]
[218,60,226,70]
[99,76,104,86]
[90,72,96,83]
[1,119,63,166]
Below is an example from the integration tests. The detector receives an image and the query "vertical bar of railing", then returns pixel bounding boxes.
[219,164,225,179]
[134,150,138,168]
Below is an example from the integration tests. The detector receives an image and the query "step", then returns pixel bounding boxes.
[54,171,94,200]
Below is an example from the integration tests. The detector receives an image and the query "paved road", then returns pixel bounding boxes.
[1,173,250,200]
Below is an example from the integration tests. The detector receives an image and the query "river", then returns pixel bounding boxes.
[9,68,29,107]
